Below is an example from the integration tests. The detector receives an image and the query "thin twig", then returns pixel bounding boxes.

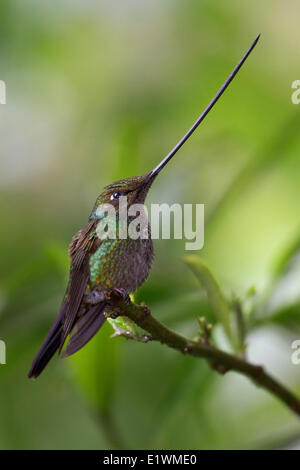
[105,289,300,419]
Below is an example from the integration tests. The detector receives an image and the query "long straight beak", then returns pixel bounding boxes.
[150,34,260,178]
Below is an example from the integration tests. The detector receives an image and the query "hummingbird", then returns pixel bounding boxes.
[28,35,260,378]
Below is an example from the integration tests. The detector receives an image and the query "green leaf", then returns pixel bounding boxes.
[253,235,300,329]
[273,236,300,280]
[183,256,235,348]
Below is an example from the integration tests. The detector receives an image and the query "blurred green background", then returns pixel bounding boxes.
[1,0,300,450]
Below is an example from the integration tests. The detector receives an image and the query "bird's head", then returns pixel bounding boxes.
[91,171,156,218]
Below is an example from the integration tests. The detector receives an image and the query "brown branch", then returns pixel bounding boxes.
[105,289,300,419]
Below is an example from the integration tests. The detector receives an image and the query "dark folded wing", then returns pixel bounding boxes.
[59,252,90,349]
[60,221,97,349]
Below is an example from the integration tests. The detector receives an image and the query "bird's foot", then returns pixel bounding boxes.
[104,290,152,342]
[105,288,131,308]
[104,289,130,319]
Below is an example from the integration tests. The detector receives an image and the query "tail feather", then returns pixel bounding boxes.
[28,301,107,378]
[62,302,106,357]
[28,329,62,378]
[28,301,67,379]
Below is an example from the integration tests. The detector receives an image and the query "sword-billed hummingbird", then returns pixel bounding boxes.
[28,35,260,378]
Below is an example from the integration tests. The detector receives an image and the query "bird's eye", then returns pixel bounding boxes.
[111,191,121,201]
